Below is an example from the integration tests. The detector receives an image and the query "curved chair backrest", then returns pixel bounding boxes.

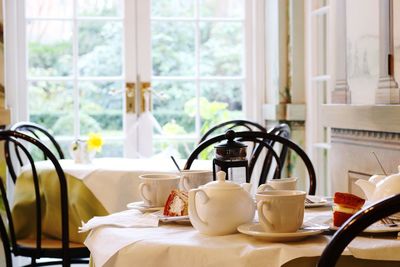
[197,120,291,184]
[199,119,267,144]
[250,123,291,185]
[317,194,400,267]
[6,122,65,183]
[184,130,316,194]
[9,121,65,159]
[0,130,71,266]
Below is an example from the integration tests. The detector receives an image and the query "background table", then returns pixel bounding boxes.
[12,157,211,243]
[85,207,400,267]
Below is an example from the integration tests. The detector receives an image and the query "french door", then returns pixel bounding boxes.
[9,0,254,159]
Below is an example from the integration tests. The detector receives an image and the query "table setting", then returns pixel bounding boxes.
[78,163,400,267]
[11,156,211,244]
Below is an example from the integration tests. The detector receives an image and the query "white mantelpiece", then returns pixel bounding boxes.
[321,104,400,132]
[322,104,400,194]
[330,128,400,195]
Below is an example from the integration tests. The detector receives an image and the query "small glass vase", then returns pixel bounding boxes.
[70,140,96,164]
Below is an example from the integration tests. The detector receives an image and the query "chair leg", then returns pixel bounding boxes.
[62,258,70,267]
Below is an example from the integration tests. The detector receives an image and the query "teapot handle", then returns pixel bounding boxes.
[257,200,274,231]
[188,188,209,227]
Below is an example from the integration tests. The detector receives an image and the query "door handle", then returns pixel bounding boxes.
[125,82,136,113]
[125,81,152,114]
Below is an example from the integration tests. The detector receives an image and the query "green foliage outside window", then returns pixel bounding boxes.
[27,5,244,159]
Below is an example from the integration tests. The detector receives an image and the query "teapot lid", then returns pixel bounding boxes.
[202,171,242,189]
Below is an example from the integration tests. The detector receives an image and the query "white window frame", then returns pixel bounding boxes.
[305,0,334,196]
[5,0,267,157]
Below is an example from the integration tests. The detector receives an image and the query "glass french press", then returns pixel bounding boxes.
[213,130,249,182]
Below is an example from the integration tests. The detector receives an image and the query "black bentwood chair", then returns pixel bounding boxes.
[317,194,400,267]
[6,122,65,183]
[198,119,268,144]
[184,130,316,195]
[195,120,291,184]
[0,130,89,267]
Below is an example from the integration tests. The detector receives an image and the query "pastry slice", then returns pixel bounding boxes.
[163,189,188,217]
[333,192,365,227]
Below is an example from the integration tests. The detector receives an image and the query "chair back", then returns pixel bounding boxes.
[185,130,316,194]
[197,120,268,164]
[6,122,64,183]
[199,119,267,144]
[317,194,400,267]
[250,123,291,185]
[0,130,71,265]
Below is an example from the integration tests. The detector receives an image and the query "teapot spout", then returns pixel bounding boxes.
[355,179,376,200]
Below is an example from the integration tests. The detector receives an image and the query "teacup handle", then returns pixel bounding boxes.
[188,188,209,227]
[138,182,151,203]
[181,176,191,191]
[257,200,274,231]
[257,184,274,192]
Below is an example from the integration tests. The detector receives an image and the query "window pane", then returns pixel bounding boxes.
[152,81,196,135]
[152,22,195,76]
[78,0,123,17]
[200,22,243,76]
[78,21,123,77]
[26,0,73,18]
[200,80,244,134]
[79,81,123,136]
[200,0,244,18]
[28,81,74,136]
[27,21,73,77]
[153,138,196,159]
[152,0,194,17]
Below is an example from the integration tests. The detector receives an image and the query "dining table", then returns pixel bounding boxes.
[83,204,400,267]
[11,157,211,243]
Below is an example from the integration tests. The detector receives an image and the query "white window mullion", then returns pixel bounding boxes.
[72,0,80,138]
[17,0,28,122]
[194,0,201,139]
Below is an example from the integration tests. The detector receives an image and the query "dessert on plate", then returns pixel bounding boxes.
[333,192,365,227]
[163,189,188,216]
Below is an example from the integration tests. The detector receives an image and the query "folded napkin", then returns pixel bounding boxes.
[79,209,159,232]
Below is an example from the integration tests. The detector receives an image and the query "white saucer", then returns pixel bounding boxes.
[305,195,332,208]
[126,201,164,212]
[237,223,323,242]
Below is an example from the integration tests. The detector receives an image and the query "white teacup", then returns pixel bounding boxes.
[257,177,297,192]
[138,174,180,207]
[256,190,306,233]
[179,170,213,191]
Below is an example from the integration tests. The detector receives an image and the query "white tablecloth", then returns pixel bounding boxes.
[23,158,211,213]
[84,207,400,267]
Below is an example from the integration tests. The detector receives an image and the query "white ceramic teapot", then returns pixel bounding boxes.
[355,166,400,202]
[188,171,255,236]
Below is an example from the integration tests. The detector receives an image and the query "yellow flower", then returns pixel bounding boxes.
[87,133,103,152]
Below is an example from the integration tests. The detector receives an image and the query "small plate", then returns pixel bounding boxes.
[305,196,332,208]
[151,210,190,224]
[237,223,323,242]
[126,201,164,212]
[329,220,400,233]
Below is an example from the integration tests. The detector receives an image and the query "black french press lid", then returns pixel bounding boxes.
[214,130,247,159]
